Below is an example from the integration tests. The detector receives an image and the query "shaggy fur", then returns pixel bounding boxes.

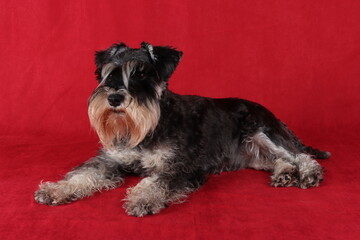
[34,42,330,217]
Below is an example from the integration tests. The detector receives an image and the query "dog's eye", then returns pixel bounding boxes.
[133,71,145,79]
[107,73,113,80]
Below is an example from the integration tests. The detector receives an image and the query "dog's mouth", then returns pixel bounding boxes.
[112,109,125,114]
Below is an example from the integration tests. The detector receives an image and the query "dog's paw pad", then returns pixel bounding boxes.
[271,165,299,187]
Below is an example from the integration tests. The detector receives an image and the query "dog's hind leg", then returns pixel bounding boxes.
[245,132,323,189]
[34,156,124,205]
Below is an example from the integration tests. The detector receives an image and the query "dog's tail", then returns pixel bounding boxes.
[303,146,331,159]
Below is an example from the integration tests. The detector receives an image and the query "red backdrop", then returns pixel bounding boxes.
[1,0,359,239]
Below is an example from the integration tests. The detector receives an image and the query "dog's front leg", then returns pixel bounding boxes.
[34,156,124,205]
[123,172,206,217]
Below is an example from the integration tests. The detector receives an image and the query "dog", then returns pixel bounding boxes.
[34,42,331,217]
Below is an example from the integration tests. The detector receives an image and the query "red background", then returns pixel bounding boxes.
[1,0,359,239]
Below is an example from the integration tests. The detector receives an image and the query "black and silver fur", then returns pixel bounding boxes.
[35,42,331,217]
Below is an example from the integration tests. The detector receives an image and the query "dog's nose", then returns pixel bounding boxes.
[107,94,125,107]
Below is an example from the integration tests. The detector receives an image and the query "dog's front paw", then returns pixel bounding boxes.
[34,181,75,206]
[123,176,169,217]
[123,198,166,217]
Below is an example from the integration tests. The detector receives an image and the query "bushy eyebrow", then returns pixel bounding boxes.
[122,61,138,88]
[100,63,117,83]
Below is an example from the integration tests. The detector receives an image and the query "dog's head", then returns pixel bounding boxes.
[88,42,182,149]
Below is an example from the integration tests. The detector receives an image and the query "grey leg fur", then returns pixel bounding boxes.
[34,157,123,205]
[292,153,323,189]
[123,175,192,217]
[245,132,323,189]
[123,176,167,217]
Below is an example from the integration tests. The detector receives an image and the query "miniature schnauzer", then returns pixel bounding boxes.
[35,42,330,217]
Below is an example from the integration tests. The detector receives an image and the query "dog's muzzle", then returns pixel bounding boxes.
[107,93,125,107]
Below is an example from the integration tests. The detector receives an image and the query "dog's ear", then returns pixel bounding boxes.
[141,42,183,81]
[94,42,128,81]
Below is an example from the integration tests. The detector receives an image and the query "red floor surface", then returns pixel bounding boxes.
[1,0,360,239]
[1,133,359,239]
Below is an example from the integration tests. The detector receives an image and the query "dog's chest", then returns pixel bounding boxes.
[105,146,174,172]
